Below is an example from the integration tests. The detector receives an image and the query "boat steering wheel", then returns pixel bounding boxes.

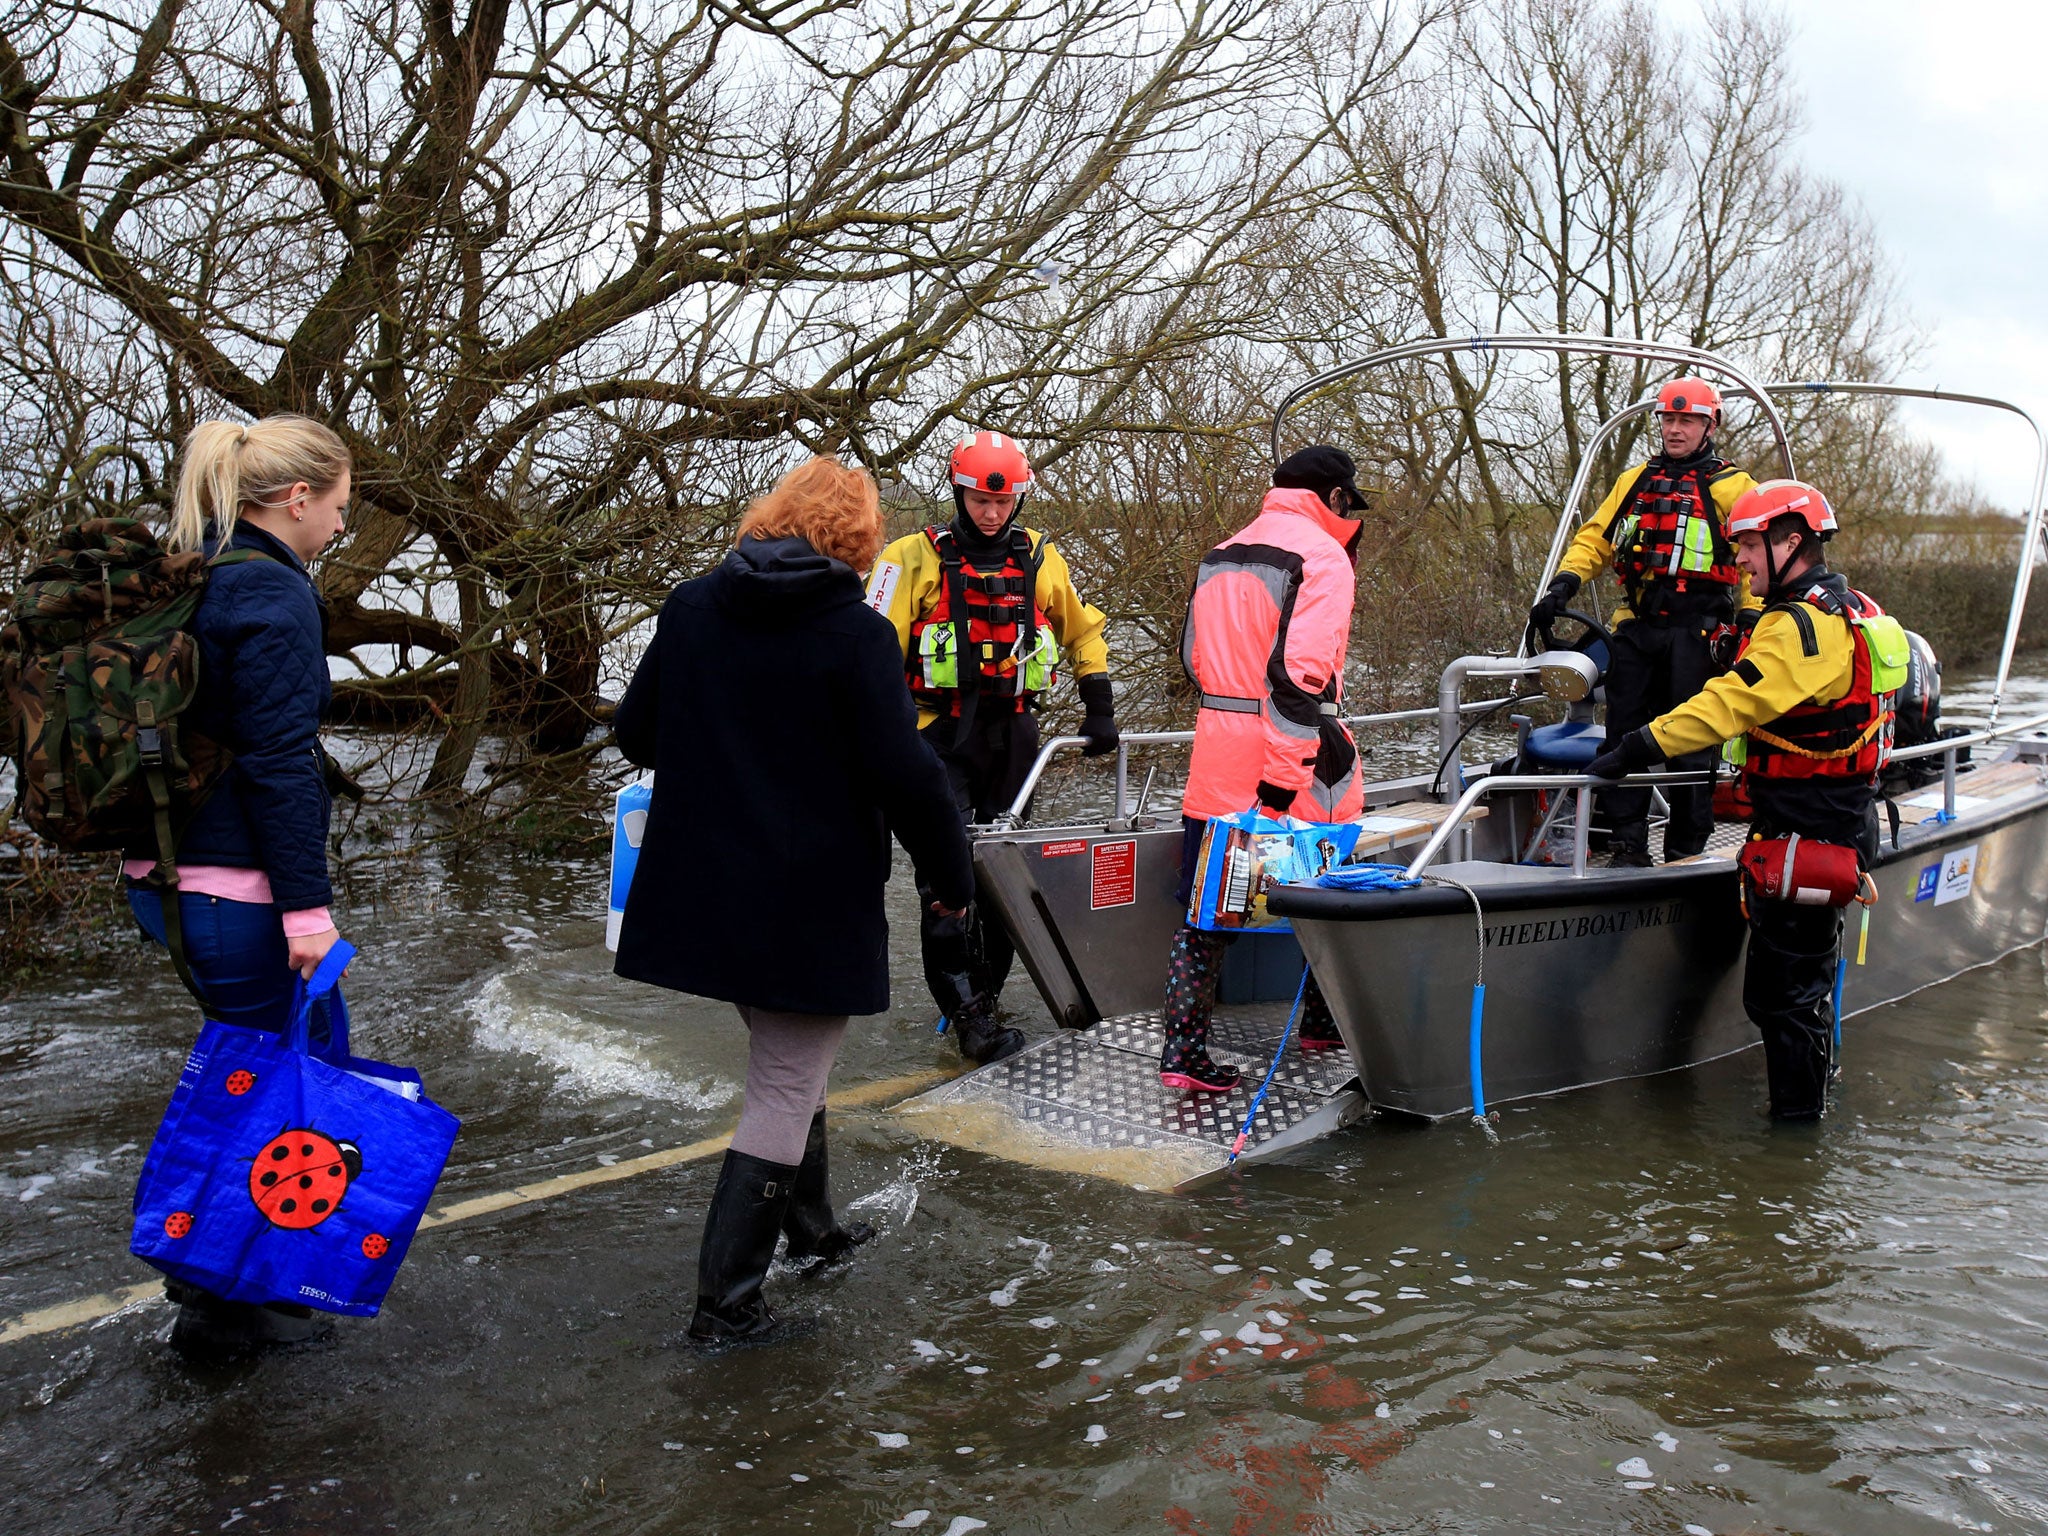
[1528,607,1615,668]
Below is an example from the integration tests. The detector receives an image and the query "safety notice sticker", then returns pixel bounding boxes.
[1040,839,1087,858]
[1091,840,1137,910]
[1934,844,1979,906]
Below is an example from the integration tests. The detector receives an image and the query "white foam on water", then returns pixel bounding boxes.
[891,1513,930,1529]
[1035,1353,1061,1369]
[873,1432,910,1448]
[1685,1525,1714,1535]
[988,1277,1023,1307]
[1616,1457,1652,1478]
[911,1340,944,1359]
[1134,1376,1180,1395]
[1294,1278,1327,1301]
[1309,1248,1334,1270]
[1235,1322,1283,1346]
[1028,1315,1058,1330]
[1084,1425,1107,1443]
[941,1521,987,1536]
[1655,1432,1679,1452]
[467,973,733,1108]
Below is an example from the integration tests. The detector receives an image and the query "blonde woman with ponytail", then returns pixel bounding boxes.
[124,414,354,1354]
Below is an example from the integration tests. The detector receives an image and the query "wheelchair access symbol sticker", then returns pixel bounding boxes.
[1921,844,1979,906]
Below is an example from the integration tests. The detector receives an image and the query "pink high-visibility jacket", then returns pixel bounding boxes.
[1180,487,1364,823]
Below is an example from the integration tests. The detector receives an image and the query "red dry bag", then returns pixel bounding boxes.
[1737,833,1861,907]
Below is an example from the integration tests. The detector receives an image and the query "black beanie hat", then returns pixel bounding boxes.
[1273,445,1368,510]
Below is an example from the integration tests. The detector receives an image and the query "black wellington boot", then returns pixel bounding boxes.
[782,1111,875,1267]
[687,1149,800,1348]
[165,1279,330,1359]
[946,984,1026,1065]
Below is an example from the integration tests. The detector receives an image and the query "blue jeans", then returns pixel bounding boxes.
[126,888,335,1046]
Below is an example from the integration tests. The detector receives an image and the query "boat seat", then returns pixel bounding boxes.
[1351,798,1488,857]
[1521,721,1607,770]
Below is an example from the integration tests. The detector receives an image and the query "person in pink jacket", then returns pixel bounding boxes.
[1161,446,1367,1091]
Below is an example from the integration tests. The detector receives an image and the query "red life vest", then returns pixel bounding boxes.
[1742,581,1895,784]
[906,525,1057,717]
[1610,458,1743,606]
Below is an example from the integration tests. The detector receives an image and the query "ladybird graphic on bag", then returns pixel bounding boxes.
[130,941,459,1316]
[249,1129,361,1229]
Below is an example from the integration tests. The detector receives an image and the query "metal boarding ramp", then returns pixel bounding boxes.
[895,714,1497,1191]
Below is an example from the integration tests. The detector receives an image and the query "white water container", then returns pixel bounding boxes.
[606,778,653,952]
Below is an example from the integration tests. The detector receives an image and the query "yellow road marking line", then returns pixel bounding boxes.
[0,1066,956,1351]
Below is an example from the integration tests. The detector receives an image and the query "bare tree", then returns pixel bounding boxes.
[0,0,1316,797]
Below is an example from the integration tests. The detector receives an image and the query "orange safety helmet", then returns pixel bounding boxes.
[1727,478,1838,539]
[950,432,1034,498]
[1656,378,1722,422]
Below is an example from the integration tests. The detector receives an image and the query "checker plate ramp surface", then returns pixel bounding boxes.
[894,1003,1367,1191]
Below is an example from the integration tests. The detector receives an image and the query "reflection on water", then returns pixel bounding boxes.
[2,676,2047,1533]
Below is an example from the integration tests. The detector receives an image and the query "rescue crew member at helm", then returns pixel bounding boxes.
[1588,480,1904,1120]
[1162,445,1369,1092]
[1530,379,1759,865]
[867,431,1115,1065]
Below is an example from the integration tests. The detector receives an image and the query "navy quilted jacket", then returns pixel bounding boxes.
[139,522,335,910]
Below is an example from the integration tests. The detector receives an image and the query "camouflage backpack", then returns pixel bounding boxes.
[1,518,267,997]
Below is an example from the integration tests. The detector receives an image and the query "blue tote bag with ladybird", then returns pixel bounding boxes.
[130,941,459,1315]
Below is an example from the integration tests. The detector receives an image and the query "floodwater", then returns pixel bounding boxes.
[4,675,2048,1535]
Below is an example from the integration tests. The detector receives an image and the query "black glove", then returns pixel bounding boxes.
[1076,673,1119,758]
[1255,779,1297,815]
[1585,726,1664,781]
[1526,572,1582,637]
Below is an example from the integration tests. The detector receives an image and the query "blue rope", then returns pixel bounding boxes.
[1469,982,1491,1119]
[1313,862,1424,893]
[1229,966,1310,1163]
[1313,860,1492,1133]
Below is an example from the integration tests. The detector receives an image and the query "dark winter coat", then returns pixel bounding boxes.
[126,522,334,910]
[612,534,974,1016]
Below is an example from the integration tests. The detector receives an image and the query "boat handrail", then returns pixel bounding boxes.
[1398,769,1716,880]
[1397,706,2048,876]
[990,696,1524,830]
[1883,706,2048,821]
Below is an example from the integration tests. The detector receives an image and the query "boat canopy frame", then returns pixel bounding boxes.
[1521,378,2048,724]
[996,336,2048,842]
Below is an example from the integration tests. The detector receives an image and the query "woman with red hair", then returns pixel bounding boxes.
[613,456,972,1346]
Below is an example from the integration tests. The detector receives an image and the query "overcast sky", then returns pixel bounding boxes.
[1779,0,2048,512]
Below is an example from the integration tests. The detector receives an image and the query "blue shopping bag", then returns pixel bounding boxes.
[1188,808,1365,934]
[130,942,460,1316]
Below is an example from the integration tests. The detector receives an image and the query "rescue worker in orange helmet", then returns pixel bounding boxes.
[1588,481,1907,1119]
[866,432,1114,1064]
[1530,379,1760,864]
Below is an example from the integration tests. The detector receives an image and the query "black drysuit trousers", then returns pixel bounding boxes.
[1743,897,1839,1120]
[914,709,1039,1018]
[1600,615,1721,858]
